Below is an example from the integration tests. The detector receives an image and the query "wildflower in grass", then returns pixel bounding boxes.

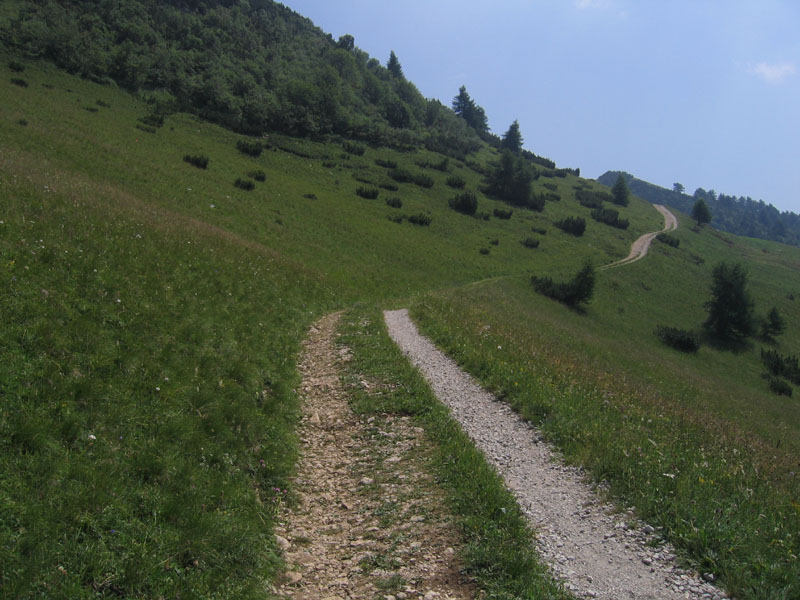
[88,434,96,441]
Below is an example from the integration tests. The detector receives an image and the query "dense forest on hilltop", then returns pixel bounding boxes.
[0,0,489,155]
[598,171,800,247]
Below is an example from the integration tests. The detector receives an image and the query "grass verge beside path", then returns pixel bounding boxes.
[410,285,800,600]
[337,306,572,600]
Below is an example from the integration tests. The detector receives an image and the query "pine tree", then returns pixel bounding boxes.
[611,174,630,206]
[703,262,755,340]
[451,85,488,134]
[692,198,712,225]
[761,307,786,339]
[387,50,404,78]
[501,120,523,154]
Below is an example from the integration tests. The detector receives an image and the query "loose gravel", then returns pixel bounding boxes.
[385,308,729,600]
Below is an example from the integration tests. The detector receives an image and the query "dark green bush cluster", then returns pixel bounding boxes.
[476,211,491,221]
[554,216,586,236]
[389,168,412,183]
[521,237,540,249]
[543,192,560,202]
[489,238,499,246]
[531,262,596,307]
[139,113,164,128]
[479,247,490,255]
[449,191,478,215]
[543,182,558,191]
[761,349,800,385]
[446,175,466,189]
[417,157,449,172]
[342,141,366,156]
[521,149,555,169]
[493,208,513,220]
[379,181,399,191]
[657,233,680,248]
[236,139,263,157]
[303,193,317,200]
[234,178,255,190]
[10,78,28,87]
[183,154,209,169]
[413,174,434,188]
[248,170,267,182]
[655,325,700,353]
[408,213,432,226]
[375,158,397,169]
[17,119,28,127]
[83,106,99,113]
[466,160,488,175]
[388,214,405,224]
[135,123,156,134]
[356,187,379,199]
[591,207,629,229]
[352,173,373,184]
[386,197,402,208]
[8,60,25,72]
[576,189,612,208]
[322,160,337,168]
[532,226,547,235]
[769,378,793,397]
[96,99,111,108]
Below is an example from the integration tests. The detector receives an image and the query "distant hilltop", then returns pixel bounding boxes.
[597,171,800,247]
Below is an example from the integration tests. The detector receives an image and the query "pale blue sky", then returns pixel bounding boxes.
[283,1,799,212]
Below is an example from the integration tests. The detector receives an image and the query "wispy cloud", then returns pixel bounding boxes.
[747,61,796,84]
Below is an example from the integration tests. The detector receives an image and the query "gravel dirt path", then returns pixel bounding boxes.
[385,309,728,600]
[276,312,475,600]
[602,205,678,269]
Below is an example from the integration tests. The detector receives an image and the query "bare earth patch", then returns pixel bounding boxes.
[385,309,729,600]
[276,312,475,600]
[603,204,678,269]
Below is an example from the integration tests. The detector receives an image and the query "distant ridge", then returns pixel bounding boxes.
[597,171,800,247]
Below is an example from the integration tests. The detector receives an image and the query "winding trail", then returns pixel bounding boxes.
[602,204,678,269]
[385,309,727,600]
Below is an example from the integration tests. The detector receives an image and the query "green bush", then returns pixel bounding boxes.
[554,216,586,236]
[489,239,499,246]
[446,175,466,189]
[655,325,700,353]
[479,247,490,255]
[413,174,435,189]
[375,158,397,169]
[576,189,612,208]
[761,349,800,385]
[234,178,255,190]
[531,261,595,308]
[543,182,558,191]
[768,378,792,397]
[248,170,267,182]
[386,197,402,208]
[449,192,478,216]
[139,113,164,128]
[493,208,513,220]
[8,60,25,72]
[521,237,540,249]
[657,233,680,248]
[10,78,28,88]
[389,168,413,183]
[408,213,431,226]
[17,119,28,127]
[303,193,317,200]
[591,207,629,229]
[379,182,399,191]
[183,154,209,169]
[342,141,366,156]
[531,227,547,235]
[356,187,379,199]
[236,139,263,157]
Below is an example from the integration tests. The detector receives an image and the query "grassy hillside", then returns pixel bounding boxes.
[2,55,799,599]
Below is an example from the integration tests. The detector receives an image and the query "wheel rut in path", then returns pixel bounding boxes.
[276,312,475,600]
[602,204,678,270]
[385,309,728,600]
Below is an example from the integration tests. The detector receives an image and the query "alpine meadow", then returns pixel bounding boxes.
[0,2,798,599]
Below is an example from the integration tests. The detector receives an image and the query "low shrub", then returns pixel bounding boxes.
[446,175,466,189]
[388,214,405,224]
[655,325,700,353]
[432,158,449,172]
[236,139,263,157]
[8,60,25,72]
[543,192,561,202]
[657,233,680,248]
[476,211,491,221]
[322,160,337,168]
[576,189,612,208]
[83,106,99,113]
[375,158,397,169]
[353,174,373,184]
[96,99,111,108]
[543,182,558,191]
[386,197,403,208]
[248,170,267,182]
[413,174,435,189]
[343,141,366,156]
[356,187,379,199]
[449,191,478,216]
[379,182,399,191]
[521,237,540,249]
[303,193,317,200]
[479,247,490,255]
[389,168,413,183]
[139,113,164,128]
[183,154,209,169]
[768,378,792,397]
[591,207,629,229]
[234,178,255,190]
[408,213,432,226]
[761,349,800,385]
[531,261,595,307]
[135,124,157,134]
[493,208,513,220]
[554,216,586,236]
[17,119,27,127]
[10,78,28,88]
[489,239,499,246]
[532,227,547,235]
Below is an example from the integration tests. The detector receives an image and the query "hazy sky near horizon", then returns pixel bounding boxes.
[282,0,799,212]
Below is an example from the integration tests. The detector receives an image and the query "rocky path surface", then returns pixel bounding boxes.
[385,309,728,600]
[603,205,678,269]
[276,312,475,600]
